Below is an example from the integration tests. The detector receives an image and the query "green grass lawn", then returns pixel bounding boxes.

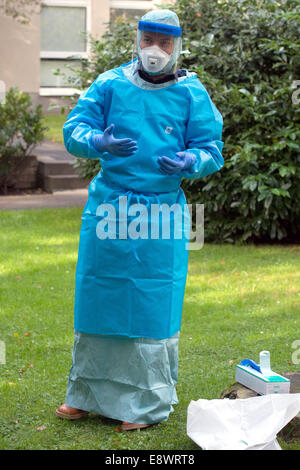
[42,114,67,145]
[0,208,299,450]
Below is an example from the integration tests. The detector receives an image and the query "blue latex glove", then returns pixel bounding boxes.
[92,123,138,156]
[157,151,196,175]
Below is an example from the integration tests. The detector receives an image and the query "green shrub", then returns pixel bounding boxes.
[66,0,300,243]
[0,87,46,194]
[176,0,300,243]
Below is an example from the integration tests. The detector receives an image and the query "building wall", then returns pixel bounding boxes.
[91,0,110,39]
[0,9,41,95]
[0,1,110,108]
[0,0,167,112]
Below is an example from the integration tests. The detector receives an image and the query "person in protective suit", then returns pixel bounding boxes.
[56,9,224,431]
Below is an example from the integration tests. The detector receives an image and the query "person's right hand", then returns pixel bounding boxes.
[92,124,138,157]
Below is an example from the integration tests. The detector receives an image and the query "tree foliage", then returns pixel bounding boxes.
[176,0,300,243]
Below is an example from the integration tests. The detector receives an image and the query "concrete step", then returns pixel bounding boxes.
[43,174,89,192]
[34,141,76,162]
[38,159,78,177]
[35,140,90,193]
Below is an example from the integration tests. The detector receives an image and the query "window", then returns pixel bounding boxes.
[41,6,87,54]
[40,59,82,87]
[110,8,145,22]
[110,1,158,25]
[40,0,91,95]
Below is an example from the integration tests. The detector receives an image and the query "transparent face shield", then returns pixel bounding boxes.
[135,20,182,76]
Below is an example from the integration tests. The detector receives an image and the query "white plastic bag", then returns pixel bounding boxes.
[187,393,300,450]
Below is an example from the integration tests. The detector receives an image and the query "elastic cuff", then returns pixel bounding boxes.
[89,132,105,158]
[181,155,196,176]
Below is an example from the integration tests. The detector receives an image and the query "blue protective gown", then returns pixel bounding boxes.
[63,61,224,340]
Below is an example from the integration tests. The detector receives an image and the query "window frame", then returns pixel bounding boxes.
[40,0,91,95]
[39,87,82,96]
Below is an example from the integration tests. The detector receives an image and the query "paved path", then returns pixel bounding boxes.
[0,140,89,210]
[34,140,76,162]
[0,189,89,210]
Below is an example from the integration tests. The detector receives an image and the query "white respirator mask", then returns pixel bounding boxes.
[140,45,171,74]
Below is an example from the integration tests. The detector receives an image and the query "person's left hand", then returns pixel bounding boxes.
[157,152,195,175]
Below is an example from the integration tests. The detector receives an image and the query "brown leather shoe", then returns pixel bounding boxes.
[55,403,89,420]
[115,421,152,432]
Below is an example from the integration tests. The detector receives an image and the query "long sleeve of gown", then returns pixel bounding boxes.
[63,78,108,160]
[181,80,224,180]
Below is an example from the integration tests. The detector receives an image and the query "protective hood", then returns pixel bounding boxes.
[136,9,182,76]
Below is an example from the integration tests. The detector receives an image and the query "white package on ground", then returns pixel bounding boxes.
[187,393,300,450]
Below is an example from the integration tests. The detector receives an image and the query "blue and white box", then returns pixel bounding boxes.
[235,364,290,395]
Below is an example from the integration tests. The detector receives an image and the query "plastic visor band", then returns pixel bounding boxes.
[138,21,182,37]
